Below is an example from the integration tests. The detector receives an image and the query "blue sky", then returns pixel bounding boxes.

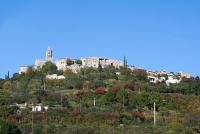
[0,0,200,78]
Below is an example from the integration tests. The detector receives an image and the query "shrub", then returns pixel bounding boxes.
[112,85,121,92]
[95,87,106,95]
[123,82,134,90]
[132,111,145,122]
[102,112,119,121]
[8,114,22,122]
[75,59,82,65]
[0,120,21,134]
[70,108,81,117]
[66,58,74,66]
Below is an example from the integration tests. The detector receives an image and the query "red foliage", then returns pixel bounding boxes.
[112,85,121,92]
[63,108,68,113]
[8,114,22,121]
[70,108,81,117]
[35,113,47,121]
[60,95,66,103]
[76,90,88,97]
[112,82,133,93]
[170,93,181,103]
[102,112,119,120]
[123,82,134,90]
[132,112,143,119]
[95,87,106,95]
[75,90,89,100]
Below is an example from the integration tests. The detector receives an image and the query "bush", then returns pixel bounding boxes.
[0,120,21,134]
[75,59,82,65]
[66,58,74,66]
[95,87,106,95]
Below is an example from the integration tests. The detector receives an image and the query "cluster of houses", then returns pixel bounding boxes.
[147,70,192,86]
[19,46,193,85]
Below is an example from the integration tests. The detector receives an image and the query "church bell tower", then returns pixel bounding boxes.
[45,46,53,61]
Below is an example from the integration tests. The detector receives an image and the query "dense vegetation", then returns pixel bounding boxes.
[0,61,200,134]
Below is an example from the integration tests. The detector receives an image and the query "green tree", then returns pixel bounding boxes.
[159,106,169,122]
[41,61,57,74]
[63,99,72,110]
[75,59,82,65]
[66,58,74,66]
[116,87,128,107]
[104,88,116,103]
[3,81,12,90]
[26,66,33,74]
[28,79,42,90]
[0,79,5,89]
[63,69,74,77]
[0,120,21,134]
[90,79,105,89]
[132,69,147,81]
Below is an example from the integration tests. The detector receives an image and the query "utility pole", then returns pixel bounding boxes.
[80,98,82,112]
[32,111,34,134]
[44,81,46,90]
[123,95,125,107]
[31,102,35,134]
[94,97,96,107]
[154,102,156,126]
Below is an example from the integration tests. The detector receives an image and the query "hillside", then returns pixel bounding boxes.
[0,62,200,134]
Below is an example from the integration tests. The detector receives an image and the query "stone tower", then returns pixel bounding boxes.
[45,46,53,61]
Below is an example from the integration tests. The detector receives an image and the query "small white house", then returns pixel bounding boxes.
[46,74,65,80]
[147,76,166,83]
[165,76,181,86]
[32,104,48,112]
[16,102,28,109]
[148,76,159,83]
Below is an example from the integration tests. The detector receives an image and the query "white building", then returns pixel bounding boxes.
[55,58,81,73]
[15,102,28,109]
[19,66,30,74]
[179,71,192,79]
[55,58,68,71]
[46,74,65,80]
[166,75,181,86]
[32,104,48,112]
[147,70,184,85]
[147,76,166,83]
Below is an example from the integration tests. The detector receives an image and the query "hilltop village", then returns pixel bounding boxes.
[0,46,199,133]
[20,46,192,85]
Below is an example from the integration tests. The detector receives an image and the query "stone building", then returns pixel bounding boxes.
[179,71,192,79]
[20,46,124,74]
[55,58,81,73]
[34,46,53,69]
[55,57,123,73]
[80,57,123,69]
